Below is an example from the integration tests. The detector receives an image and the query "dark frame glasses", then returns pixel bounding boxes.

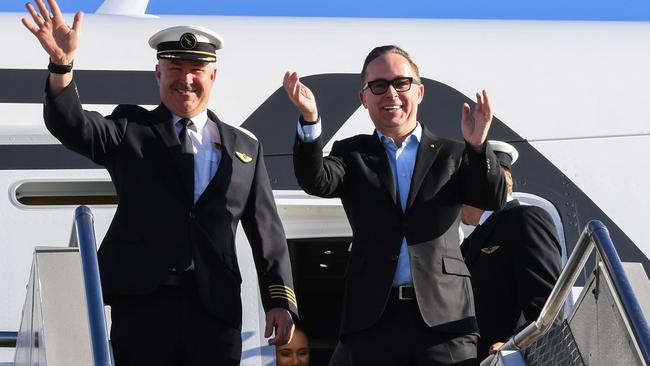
[362,77,421,95]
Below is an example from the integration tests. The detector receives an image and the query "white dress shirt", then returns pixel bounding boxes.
[172,111,222,203]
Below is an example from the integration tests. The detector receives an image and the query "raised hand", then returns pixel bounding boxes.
[461,90,493,148]
[283,71,319,123]
[22,0,83,65]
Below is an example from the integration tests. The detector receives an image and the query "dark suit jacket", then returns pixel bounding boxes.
[461,199,562,359]
[43,80,298,327]
[294,125,506,335]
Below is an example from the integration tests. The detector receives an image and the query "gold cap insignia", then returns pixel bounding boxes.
[235,151,253,163]
[481,245,501,254]
[180,33,198,49]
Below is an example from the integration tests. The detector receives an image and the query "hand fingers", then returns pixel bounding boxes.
[461,102,470,121]
[21,17,39,35]
[475,92,483,112]
[482,89,492,116]
[48,0,63,20]
[71,11,83,32]
[264,315,274,338]
[35,0,52,21]
[25,3,44,26]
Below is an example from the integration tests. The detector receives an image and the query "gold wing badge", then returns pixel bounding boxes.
[269,285,298,308]
[235,151,253,163]
[481,245,501,254]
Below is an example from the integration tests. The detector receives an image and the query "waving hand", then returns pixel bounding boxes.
[22,0,83,65]
[283,71,319,123]
[461,90,493,148]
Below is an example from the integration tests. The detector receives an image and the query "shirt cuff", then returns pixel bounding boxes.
[296,117,322,143]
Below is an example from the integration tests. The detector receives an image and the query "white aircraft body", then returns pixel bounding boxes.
[0,3,649,364]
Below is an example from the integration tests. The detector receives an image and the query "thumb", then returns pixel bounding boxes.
[461,103,470,122]
[264,313,274,338]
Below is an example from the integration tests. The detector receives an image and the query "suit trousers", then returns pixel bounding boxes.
[344,290,478,366]
[109,271,242,366]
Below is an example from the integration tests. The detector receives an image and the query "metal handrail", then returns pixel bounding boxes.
[0,331,17,348]
[69,205,112,366]
[481,220,650,365]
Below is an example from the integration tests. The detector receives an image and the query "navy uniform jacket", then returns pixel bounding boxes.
[43,80,298,327]
[461,199,562,359]
[294,125,506,336]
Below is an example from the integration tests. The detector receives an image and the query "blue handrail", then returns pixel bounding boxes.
[69,205,112,366]
[589,220,650,362]
[0,331,17,348]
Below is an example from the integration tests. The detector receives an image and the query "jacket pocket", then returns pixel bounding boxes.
[442,256,471,277]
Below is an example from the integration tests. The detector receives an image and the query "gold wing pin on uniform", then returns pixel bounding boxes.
[481,245,501,254]
[235,151,253,163]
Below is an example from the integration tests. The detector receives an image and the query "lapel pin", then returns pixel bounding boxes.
[430,144,435,149]
[235,151,253,163]
[480,245,501,254]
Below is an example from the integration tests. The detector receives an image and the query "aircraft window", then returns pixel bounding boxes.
[13,180,117,206]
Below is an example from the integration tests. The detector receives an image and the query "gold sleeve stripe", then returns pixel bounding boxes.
[270,294,298,308]
[269,290,297,303]
[268,284,295,291]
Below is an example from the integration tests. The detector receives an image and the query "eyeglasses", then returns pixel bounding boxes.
[362,77,420,95]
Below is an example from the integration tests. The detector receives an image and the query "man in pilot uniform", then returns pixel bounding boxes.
[22,1,297,364]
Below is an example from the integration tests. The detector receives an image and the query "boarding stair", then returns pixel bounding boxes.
[481,220,650,366]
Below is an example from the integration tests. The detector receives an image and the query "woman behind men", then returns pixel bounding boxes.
[276,327,310,366]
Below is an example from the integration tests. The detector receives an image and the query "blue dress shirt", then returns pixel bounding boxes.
[297,120,422,286]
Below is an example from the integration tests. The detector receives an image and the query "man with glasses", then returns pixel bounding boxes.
[284,45,507,365]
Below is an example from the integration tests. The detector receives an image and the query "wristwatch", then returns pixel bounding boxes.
[48,58,73,74]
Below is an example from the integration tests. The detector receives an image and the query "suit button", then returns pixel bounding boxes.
[400,222,408,231]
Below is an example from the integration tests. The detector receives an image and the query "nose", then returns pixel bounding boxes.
[182,71,194,85]
[384,84,399,97]
[291,354,299,365]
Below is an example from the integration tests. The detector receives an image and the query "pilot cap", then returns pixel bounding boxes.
[148,25,223,62]
[488,140,519,169]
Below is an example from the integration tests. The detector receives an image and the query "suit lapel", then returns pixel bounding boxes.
[406,127,441,210]
[363,133,399,208]
[148,104,194,202]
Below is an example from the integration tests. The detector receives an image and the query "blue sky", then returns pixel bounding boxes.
[3,0,650,21]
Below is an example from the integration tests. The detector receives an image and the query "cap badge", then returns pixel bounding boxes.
[481,245,501,254]
[235,151,253,163]
[180,33,198,49]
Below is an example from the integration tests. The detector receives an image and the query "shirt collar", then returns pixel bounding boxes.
[171,110,209,132]
[478,195,514,225]
[376,122,422,147]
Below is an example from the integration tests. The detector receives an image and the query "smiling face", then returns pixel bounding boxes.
[155,59,217,118]
[359,52,424,142]
[275,329,310,366]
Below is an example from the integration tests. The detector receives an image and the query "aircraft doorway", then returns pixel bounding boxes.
[288,237,351,366]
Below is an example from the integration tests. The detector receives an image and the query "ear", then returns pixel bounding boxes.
[417,83,425,104]
[210,64,217,83]
[359,91,367,108]
[154,64,161,84]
